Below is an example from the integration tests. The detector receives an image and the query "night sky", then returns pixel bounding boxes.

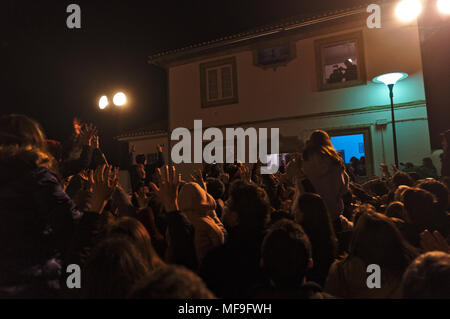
[1,0,368,160]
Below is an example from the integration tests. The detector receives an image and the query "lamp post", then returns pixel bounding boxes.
[98,92,128,166]
[373,72,408,168]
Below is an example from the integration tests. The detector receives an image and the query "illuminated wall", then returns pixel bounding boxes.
[159,2,433,176]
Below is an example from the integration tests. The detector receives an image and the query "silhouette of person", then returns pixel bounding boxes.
[328,65,344,83]
[343,59,357,81]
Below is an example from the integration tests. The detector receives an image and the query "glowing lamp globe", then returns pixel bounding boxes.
[396,0,422,22]
[98,95,109,109]
[113,92,127,106]
[373,72,408,86]
[438,0,450,14]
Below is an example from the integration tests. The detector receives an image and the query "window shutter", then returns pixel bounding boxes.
[221,66,232,98]
[207,69,218,100]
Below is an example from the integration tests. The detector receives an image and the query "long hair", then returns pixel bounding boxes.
[106,217,164,270]
[349,211,417,277]
[83,237,150,298]
[303,130,344,168]
[0,114,47,149]
[0,114,56,172]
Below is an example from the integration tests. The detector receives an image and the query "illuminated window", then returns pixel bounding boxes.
[327,127,373,177]
[315,31,367,91]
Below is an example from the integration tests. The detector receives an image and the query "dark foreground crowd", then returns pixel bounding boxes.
[0,114,449,299]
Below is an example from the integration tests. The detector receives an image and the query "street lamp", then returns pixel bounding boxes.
[98,95,109,109]
[396,0,423,22]
[113,92,127,106]
[373,72,408,168]
[98,92,127,109]
[437,0,450,14]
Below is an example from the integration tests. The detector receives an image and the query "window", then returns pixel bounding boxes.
[315,31,367,91]
[327,127,373,178]
[200,57,238,108]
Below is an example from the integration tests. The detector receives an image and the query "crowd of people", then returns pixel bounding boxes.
[0,113,449,299]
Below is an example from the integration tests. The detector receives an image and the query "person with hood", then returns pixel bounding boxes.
[178,182,226,265]
[301,130,350,223]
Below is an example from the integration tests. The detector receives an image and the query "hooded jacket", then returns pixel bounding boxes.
[302,152,350,221]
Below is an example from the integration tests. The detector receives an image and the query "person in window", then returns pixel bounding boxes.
[343,59,358,81]
[327,65,344,83]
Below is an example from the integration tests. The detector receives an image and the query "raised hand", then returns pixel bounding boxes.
[134,187,151,209]
[149,165,181,212]
[79,123,98,147]
[190,169,206,190]
[156,144,163,153]
[88,164,118,214]
[238,165,252,183]
[92,135,100,149]
[73,117,82,135]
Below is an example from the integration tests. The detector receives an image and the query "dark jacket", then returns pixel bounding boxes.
[165,210,197,271]
[0,146,101,298]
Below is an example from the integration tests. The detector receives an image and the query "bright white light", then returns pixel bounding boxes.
[438,0,450,14]
[396,0,422,22]
[373,72,408,85]
[113,92,127,106]
[98,95,109,109]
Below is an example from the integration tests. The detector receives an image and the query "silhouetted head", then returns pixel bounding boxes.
[350,211,417,277]
[417,179,448,211]
[402,251,450,299]
[307,130,332,148]
[83,237,150,298]
[206,178,225,200]
[107,217,163,269]
[130,265,215,299]
[402,187,436,228]
[0,114,46,149]
[228,180,271,232]
[261,219,312,288]
[385,201,406,220]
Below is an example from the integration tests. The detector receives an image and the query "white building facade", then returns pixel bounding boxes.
[119,1,434,179]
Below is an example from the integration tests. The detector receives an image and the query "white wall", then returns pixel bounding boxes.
[168,9,426,130]
[163,4,431,178]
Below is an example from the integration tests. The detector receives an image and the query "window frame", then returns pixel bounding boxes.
[326,126,374,178]
[200,57,239,108]
[314,31,367,91]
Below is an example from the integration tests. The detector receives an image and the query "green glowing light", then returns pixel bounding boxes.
[373,72,408,85]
